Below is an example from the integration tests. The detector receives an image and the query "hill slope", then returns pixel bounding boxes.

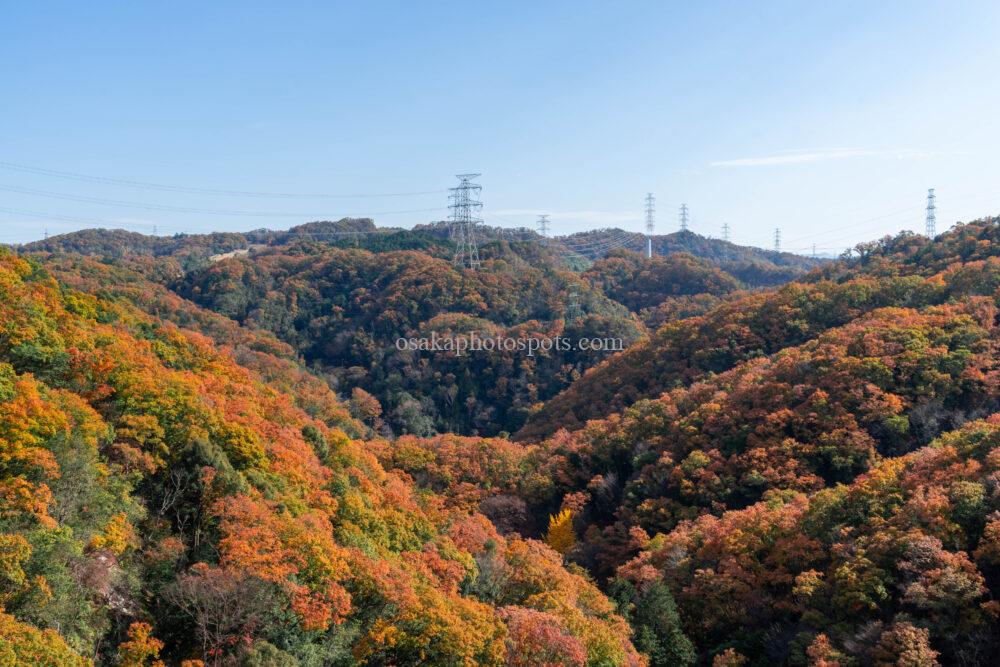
[518,222,1000,441]
[557,228,824,285]
[0,248,642,665]
[173,242,645,437]
[24,223,818,439]
[11,217,1000,664]
[378,219,1000,664]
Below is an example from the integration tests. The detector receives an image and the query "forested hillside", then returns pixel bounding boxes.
[518,223,1000,441]
[21,222,813,440]
[558,229,823,286]
[24,221,818,286]
[17,218,1000,665]
[0,247,643,665]
[8,0,998,664]
[355,218,1000,664]
[618,417,1000,664]
[172,242,645,437]
[21,219,382,261]
[582,249,744,328]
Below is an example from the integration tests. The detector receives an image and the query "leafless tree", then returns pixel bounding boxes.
[163,565,271,665]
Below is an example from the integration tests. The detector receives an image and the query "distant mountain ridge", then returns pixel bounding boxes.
[19,218,382,259]
[20,220,820,438]
[21,219,822,270]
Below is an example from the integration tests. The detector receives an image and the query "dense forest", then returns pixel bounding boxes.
[8,217,1000,664]
[26,223,789,438]
[559,229,823,286]
[0,247,641,665]
[517,223,1000,441]
[582,250,744,328]
[394,219,1000,665]
[171,242,644,437]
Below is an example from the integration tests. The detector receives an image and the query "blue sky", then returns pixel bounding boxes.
[2,1,999,251]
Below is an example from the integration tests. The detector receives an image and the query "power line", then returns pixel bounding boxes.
[790,208,944,248]
[551,232,641,261]
[780,205,924,245]
[554,230,639,250]
[555,240,636,258]
[482,211,528,229]
[553,234,636,260]
[0,205,145,228]
[0,160,445,199]
[551,240,634,259]
[773,227,781,252]
[0,205,439,243]
[544,229,637,255]
[0,183,447,218]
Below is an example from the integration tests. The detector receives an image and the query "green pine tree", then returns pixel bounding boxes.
[633,580,696,667]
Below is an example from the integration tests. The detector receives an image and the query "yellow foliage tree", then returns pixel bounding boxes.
[545,509,576,555]
[118,622,165,667]
[88,513,137,556]
[0,609,90,666]
[0,533,31,601]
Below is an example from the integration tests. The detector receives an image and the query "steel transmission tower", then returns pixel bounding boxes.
[925,188,937,238]
[774,228,781,252]
[566,283,583,321]
[449,173,483,269]
[679,204,689,232]
[644,193,655,258]
[536,214,550,245]
[722,222,731,242]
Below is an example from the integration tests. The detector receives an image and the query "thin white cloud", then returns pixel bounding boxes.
[710,148,934,168]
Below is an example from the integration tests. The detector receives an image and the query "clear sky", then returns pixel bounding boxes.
[3,1,1000,252]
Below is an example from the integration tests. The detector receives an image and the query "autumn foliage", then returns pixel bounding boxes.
[546,509,577,555]
[10,217,1000,665]
[0,248,640,664]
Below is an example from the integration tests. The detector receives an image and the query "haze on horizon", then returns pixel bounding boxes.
[3,1,1000,252]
